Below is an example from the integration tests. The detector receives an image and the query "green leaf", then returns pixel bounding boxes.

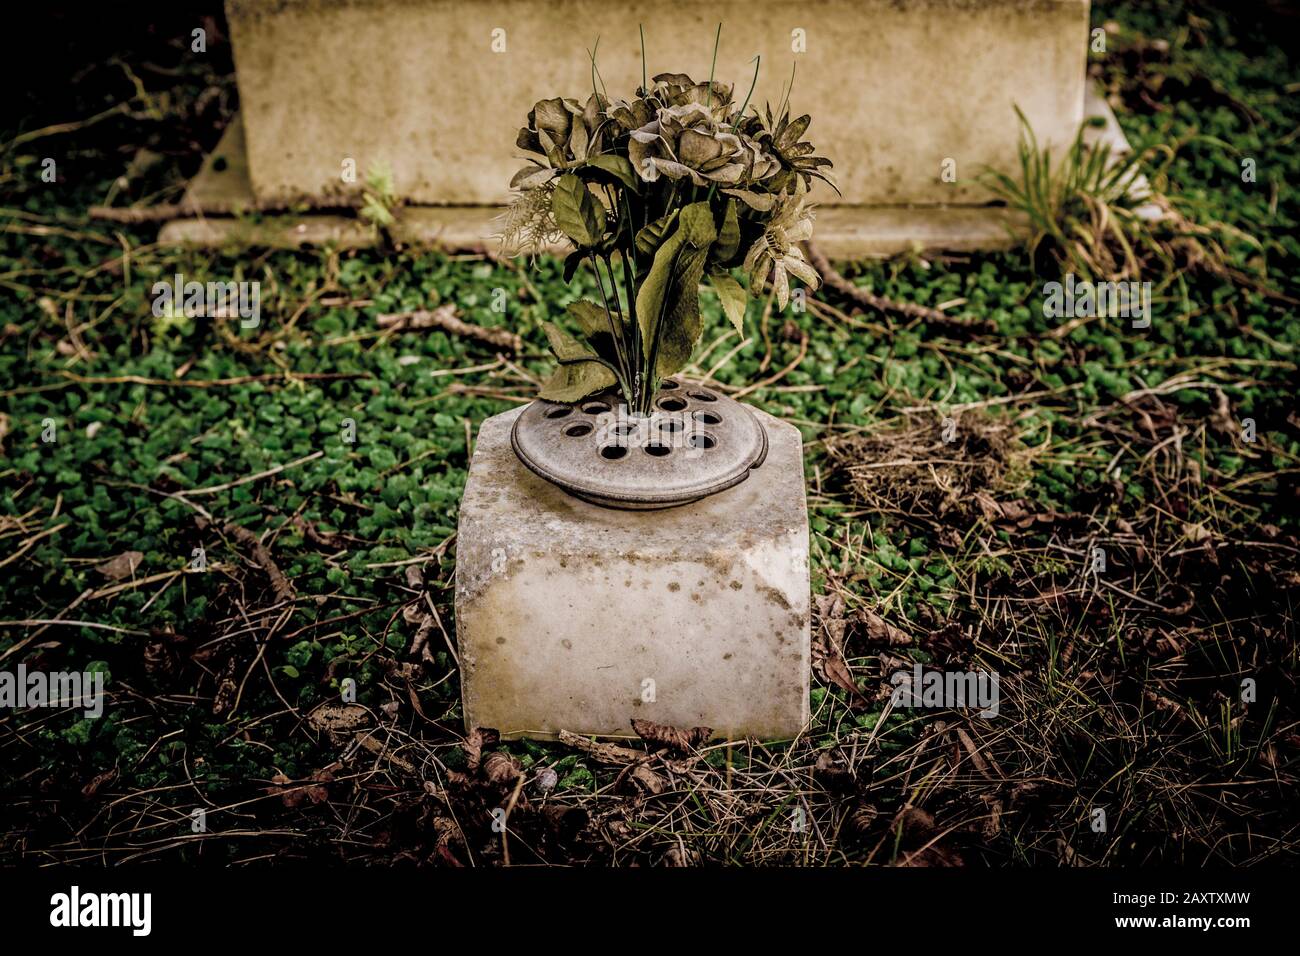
[562,248,586,282]
[565,299,613,339]
[710,273,748,337]
[714,199,740,263]
[360,195,395,227]
[635,209,679,259]
[539,321,617,402]
[652,245,712,379]
[678,202,717,248]
[582,155,639,191]
[551,173,604,247]
[635,227,685,357]
[565,301,622,368]
[543,321,596,363]
[635,202,717,379]
[539,361,617,402]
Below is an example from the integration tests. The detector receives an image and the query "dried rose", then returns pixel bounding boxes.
[630,104,778,187]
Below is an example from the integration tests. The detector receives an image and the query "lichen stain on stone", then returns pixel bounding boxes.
[757,584,793,610]
[729,580,743,590]
[667,582,681,592]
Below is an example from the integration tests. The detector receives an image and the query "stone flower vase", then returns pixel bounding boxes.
[454,381,810,741]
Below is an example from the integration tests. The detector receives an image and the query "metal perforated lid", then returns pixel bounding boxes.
[510,380,768,510]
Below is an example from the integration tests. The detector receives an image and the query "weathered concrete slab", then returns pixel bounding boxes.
[454,404,811,741]
[186,114,255,211]
[161,192,1026,256]
[226,0,1089,207]
[160,213,374,249]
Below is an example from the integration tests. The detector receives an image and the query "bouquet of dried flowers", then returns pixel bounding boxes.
[501,62,832,416]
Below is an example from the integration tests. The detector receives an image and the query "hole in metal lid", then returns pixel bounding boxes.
[563,422,593,437]
[582,401,611,415]
[695,410,722,425]
[599,444,627,460]
[657,396,687,412]
[688,390,718,402]
[644,443,672,457]
[544,405,573,419]
[688,433,716,449]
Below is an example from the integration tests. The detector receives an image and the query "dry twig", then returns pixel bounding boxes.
[804,241,995,335]
[375,303,521,352]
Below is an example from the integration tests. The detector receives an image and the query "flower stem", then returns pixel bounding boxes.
[706,23,721,109]
[588,251,631,398]
[615,246,641,408]
[638,24,648,94]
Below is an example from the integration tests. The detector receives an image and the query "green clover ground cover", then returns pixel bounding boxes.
[1,2,1297,864]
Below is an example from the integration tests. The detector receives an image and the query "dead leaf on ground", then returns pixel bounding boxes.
[211,659,237,716]
[626,763,668,794]
[954,725,995,779]
[661,842,701,867]
[895,844,964,867]
[982,795,1004,840]
[268,768,333,808]
[307,702,371,735]
[859,608,913,646]
[1209,388,1238,438]
[812,594,871,709]
[481,750,522,786]
[889,805,964,866]
[94,550,144,581]
[557,729,646,766]
[81,768,118,799]
[630,718,712,753]
[813,749,855,792]
[923,620,968,660]
[972,491,1076,530]
[842,802,880,842]
[462,727,500,772]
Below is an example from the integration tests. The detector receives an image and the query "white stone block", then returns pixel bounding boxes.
[454,405,810,740]
[227,0,1088,207]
